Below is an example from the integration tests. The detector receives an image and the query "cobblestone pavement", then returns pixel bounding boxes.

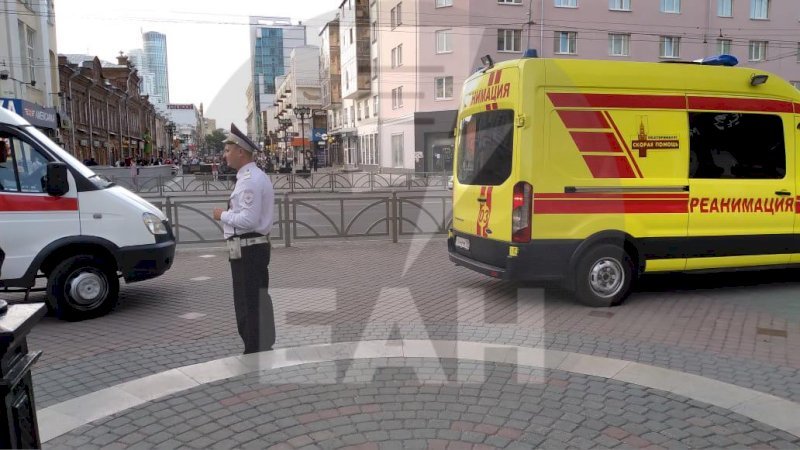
[22,239,800,409]
[45,359,800,449]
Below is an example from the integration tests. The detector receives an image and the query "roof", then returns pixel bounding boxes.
[62,54,123,68]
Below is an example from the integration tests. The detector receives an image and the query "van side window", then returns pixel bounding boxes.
[0,132,50,193]
[457,110,514,186]
[688,112,785,179]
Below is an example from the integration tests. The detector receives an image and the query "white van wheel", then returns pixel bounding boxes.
[574,245,633,307]
[47,255,120,321]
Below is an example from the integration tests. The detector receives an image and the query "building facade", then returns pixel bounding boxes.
[167,103,201,157]
[142,31,170,106]
[248,16,306,144]
[58,54,169,165]
[0,0,61,141]
[319,18,345,166]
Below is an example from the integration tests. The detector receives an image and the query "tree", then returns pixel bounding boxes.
[205,129,227,155]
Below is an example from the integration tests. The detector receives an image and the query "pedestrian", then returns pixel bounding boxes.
[213,123,276,354]
[211,160,218,181]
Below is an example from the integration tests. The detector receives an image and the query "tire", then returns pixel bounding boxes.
[574,244,634,307]
[46,255,120,321]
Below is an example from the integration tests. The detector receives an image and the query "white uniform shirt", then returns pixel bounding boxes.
[220,162,274,239]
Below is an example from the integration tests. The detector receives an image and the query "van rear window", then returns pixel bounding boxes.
[457,110,514,186]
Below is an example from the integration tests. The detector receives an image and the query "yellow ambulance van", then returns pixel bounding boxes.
[448,54,800,307]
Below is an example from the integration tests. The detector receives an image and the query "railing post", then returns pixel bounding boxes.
[330,173,335,193]
[291,174,295,194]
[391,192,398,243]
[158,175,163,197]
[283,193,291,248]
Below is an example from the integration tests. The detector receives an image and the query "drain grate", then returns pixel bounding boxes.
[756,327,787,338]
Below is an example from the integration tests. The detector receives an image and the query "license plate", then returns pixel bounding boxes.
[455,236,470,251]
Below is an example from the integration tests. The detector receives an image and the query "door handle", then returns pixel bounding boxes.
[775,190,792,196]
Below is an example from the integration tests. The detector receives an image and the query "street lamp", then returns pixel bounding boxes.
[165,121,176,160]
[278,117,293,170]
[294,106,310,172]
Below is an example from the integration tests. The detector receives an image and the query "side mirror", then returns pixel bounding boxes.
[46,162,69,197]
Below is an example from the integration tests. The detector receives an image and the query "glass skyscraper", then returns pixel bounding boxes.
[248,17,306,140]
[143,31,170,106]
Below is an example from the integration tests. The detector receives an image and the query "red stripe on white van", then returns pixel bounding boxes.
[570,132,623,153]
[0,194,78,212]
[534,199,688,214]
[548,93,686,110]
[557,110,610,129]
[582,155,637,178]
[688,97,793,113]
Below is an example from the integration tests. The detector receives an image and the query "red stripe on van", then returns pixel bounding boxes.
[0,194,78,212]
[582,155,637,178]
[571,132,623,153]
[688,97,793,113]
[557,110,610,129]
[535,193,689,199]
[548,93,685,109]
[534,199,688,214]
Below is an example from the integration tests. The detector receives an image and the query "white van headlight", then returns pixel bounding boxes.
[143,213,168,235]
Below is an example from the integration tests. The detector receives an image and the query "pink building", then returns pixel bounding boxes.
[336,0,800,171]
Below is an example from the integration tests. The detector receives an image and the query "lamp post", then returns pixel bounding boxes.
[165,121,176,160]
[278,118,292,170]
[294,106,310,172]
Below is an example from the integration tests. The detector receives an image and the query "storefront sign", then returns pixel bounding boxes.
[1,98,58,129]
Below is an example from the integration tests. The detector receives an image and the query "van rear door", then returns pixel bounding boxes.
[452,67,519,244]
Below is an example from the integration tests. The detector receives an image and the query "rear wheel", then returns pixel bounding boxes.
[46,255,120,321]
[574,244,634,307]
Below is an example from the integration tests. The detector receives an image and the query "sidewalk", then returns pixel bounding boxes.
[17,239,800,448]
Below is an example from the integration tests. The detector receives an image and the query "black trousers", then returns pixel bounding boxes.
[229,237,275,353]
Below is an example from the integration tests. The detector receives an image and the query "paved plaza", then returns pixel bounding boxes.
[12,238,800,448]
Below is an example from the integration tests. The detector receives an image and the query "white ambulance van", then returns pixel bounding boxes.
[0,107,175,320]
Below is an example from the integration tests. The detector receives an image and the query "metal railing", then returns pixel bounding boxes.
[108,172,452,197]
[153,192,453,247]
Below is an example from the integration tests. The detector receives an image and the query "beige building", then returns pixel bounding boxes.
[0,0,61,140]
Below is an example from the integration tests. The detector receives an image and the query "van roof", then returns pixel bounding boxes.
[482,57,800,101]
[0,106,32,127]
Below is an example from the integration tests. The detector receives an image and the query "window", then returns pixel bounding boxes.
[498,29,522,52]
[392,133,404,167]
[718,39,732,54]
[365,100,370,118]
[373,95,379,113]
[435,76,454,100]
[390,2,403,27]
[372,21,378,42]
[660,0,680,13]
[555,32,577,54]
[436,30,452,53]
[608,33,630,56]
[609,0,630,10]
[555,0,577,6]
[392,87,403,108]
[748,41,767,61]
[349,28,353,45]
[0,134,50,193]
[25,27,35,83]
[357,103,362,121]
[689,113,785,179]
[372,57,378,79]
[498,0,522,3]
[718,0,732,16]
[457,110,514,186]
[391,45,403,67]
[436,0,452,6]
[750,0,768,19]
[660,36,680,58]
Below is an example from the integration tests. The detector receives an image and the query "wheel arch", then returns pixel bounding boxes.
[23,237,120,286]
[565,230,643,289]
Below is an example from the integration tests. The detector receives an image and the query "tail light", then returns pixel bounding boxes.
[512,182,532,243]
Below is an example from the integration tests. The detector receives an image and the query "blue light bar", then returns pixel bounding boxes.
[699,54,738,66]
[523,49,539,58]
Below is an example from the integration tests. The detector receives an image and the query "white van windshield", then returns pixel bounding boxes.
[24,126,114,189]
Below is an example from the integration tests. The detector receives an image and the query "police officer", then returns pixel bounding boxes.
[213,124,275,354]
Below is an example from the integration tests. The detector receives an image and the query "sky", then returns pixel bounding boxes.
[55,0,337,130]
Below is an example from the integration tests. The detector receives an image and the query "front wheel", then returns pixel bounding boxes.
[574,244,634,307]
[46,255,120,321]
